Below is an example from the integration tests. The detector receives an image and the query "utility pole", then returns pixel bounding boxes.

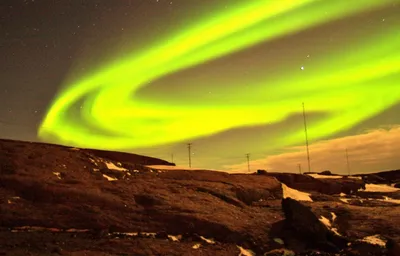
[345,148,350,176]
[298,163,302,174]
[187,143,192,168]
[302,102,311,173]
[171,153,174,163]
[246,153,250,172]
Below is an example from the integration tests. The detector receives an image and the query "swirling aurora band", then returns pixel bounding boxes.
[39,0,400,152]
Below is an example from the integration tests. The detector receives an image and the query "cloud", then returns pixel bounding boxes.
[225,125,400,174]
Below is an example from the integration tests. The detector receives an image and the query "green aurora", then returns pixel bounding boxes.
[39,0,400,168]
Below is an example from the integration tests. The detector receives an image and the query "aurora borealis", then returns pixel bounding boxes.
[2,0,400,173]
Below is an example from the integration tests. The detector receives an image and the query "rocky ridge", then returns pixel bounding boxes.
[0,139,399,255]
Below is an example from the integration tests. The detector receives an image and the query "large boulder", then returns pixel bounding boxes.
[387,238,400,256]
[362,174,387,184]
[257,169,268,175]
[281,198,348,252]
[319,170,332,175]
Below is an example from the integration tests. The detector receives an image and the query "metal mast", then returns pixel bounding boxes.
[187,143,192,168]
[346,148,351,176]
[302,102,311,173]
[246,153,250,172]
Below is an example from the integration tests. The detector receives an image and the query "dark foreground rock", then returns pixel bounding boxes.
[0,138,399,255]
[281,198,348,252]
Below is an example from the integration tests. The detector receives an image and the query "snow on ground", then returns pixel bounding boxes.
[358,235,386,247]
[146,165,217,171]
[53,172,61,179]
[105,161,128,172]
[359,184,400,192]
[200,236,215,244]
[379,196,400,204]
[340,198,349,203]
[348,176,362,180]
[168,235,181,242]
[102,174,117,181]
[331,212,337,222]
[237,246,255,256]
[307,174,343,179]
[281,183,313,202]
[307,174,361,180]
[319,216,341,236]
[192,244,201,249]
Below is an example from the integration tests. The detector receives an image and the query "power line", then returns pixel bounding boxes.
[246,153,250,172]
[187,143,192,168]
[345,148,351,176]
[302,102,311,173]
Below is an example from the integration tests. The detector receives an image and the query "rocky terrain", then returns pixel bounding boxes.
[0,139,399,256]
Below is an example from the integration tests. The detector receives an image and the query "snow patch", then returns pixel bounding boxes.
[359,235,386,247]
[340,198,349,203]
[340,192,346,197]
[281,183,313,202]
[192,243,201,249]
[319,216,341,236]
[347,176,362,180]
[105,161,128,172]
[168,235,181,241]
[200,236,215,244]
[146,165,218,171]
[331,212,337,222]
[237,246,255,256]
[319,216,331,227]
[360,184,400,192]
[102,174,117,181]
[89,158,98,166]
[53,172,61,179]
[121,232,138,236]
[308,174,343,179]
[378,196,400,204]
[307,174,361,180]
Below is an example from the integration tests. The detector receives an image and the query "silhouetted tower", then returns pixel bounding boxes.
[246,153,250,172]
[171,153,174,163]
[187,143,192,168]
[298,163,302,174]
[346,148,351,176]
[302,102,311,173]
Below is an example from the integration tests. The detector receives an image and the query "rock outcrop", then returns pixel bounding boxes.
[0,139,399,255]
[266,173,365,195]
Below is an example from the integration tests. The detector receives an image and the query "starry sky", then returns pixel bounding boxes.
[1,0,400,174]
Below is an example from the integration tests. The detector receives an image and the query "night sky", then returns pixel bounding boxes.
[1,0,400,174]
